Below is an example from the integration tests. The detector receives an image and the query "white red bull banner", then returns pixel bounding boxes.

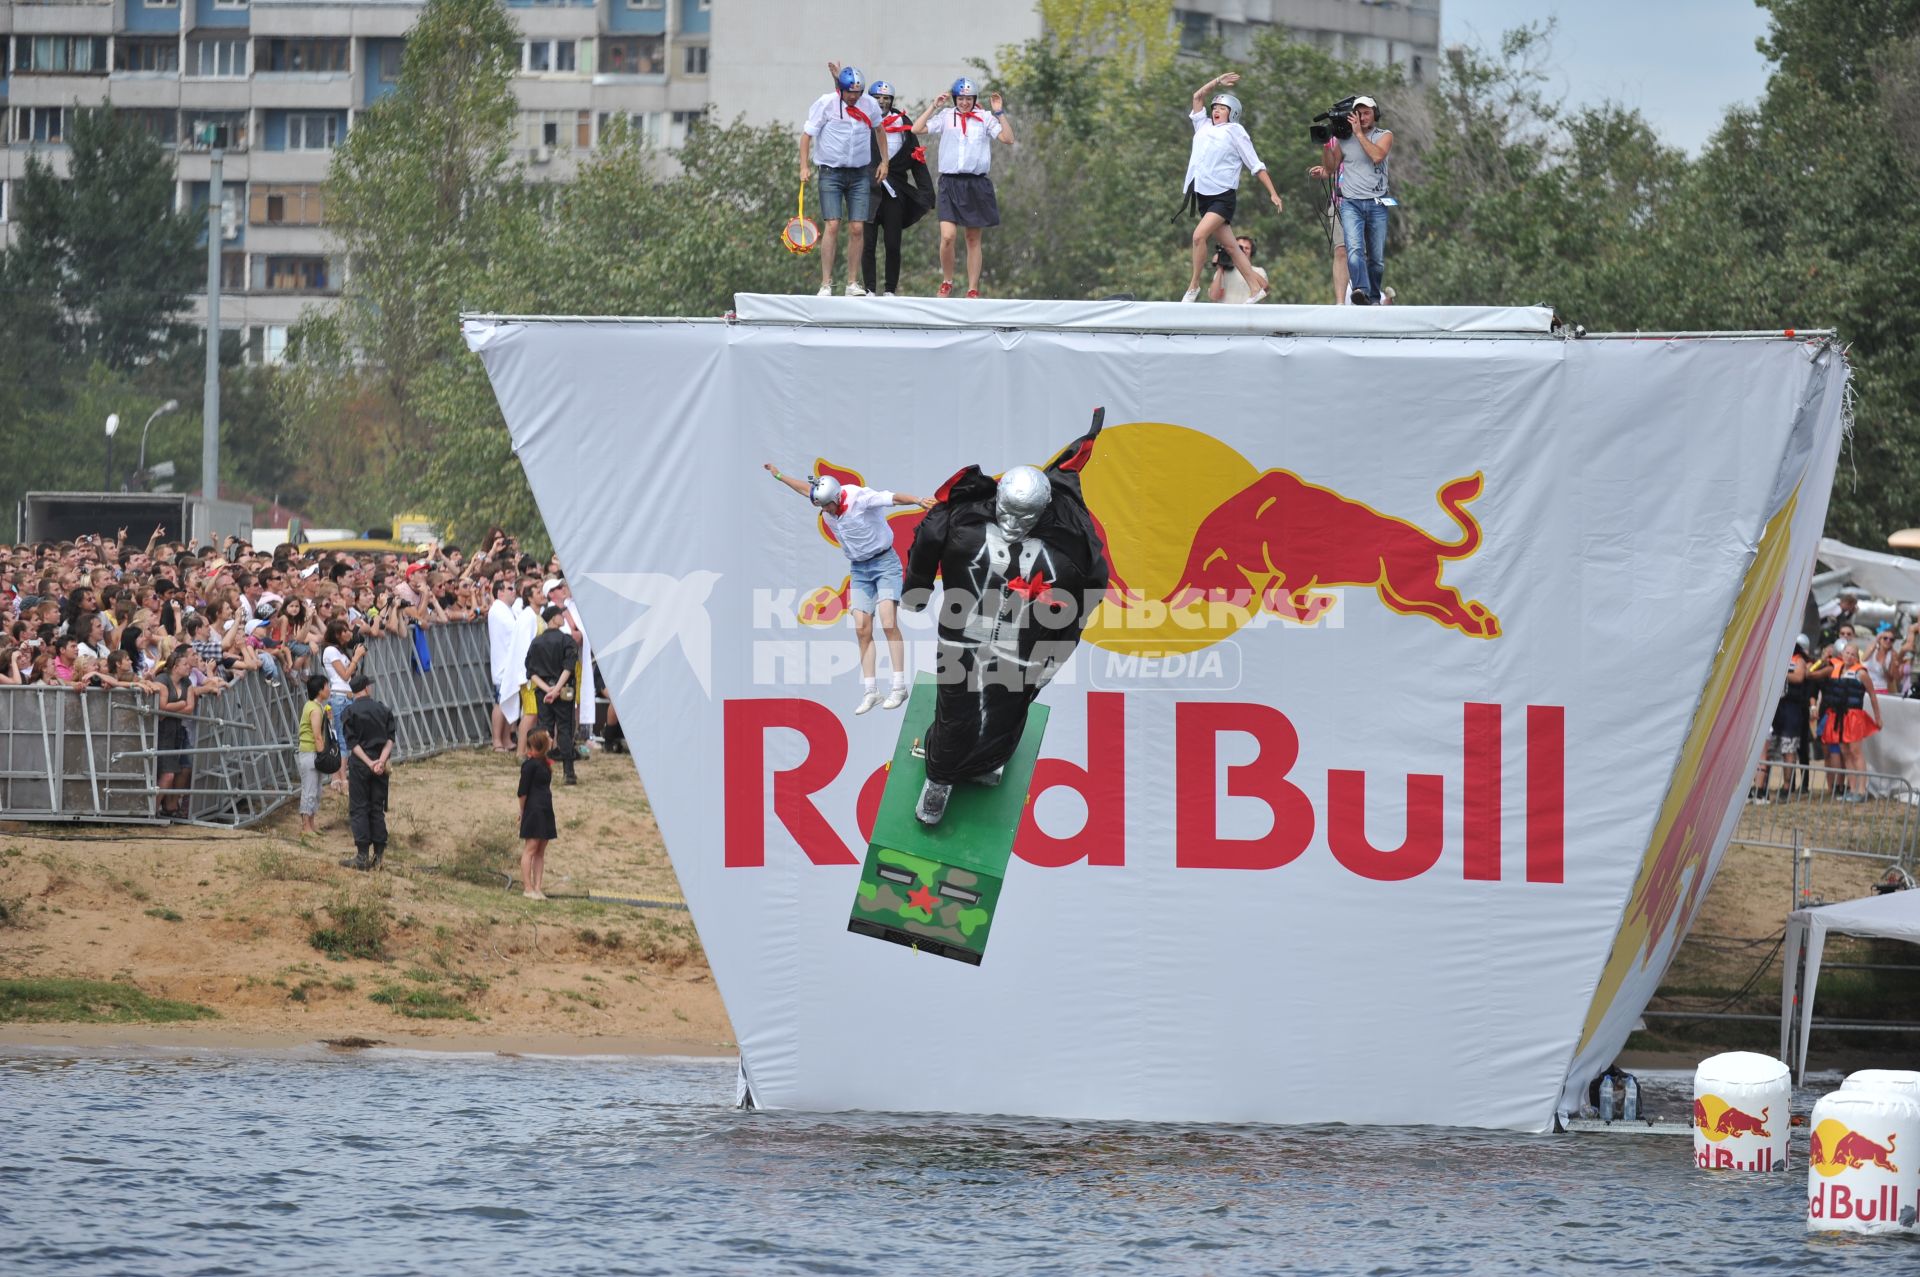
[464,301,1849,1131]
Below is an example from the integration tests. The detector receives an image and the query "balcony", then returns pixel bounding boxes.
[13,5,115,36]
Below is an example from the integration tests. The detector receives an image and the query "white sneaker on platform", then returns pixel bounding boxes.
[816,284,832,297]
[882,686,908,710]
[881,291,896,298]
[847,282,869,297]
[1247,288,1268,304]
[1180,287,1201,303]
[854,691,882,715]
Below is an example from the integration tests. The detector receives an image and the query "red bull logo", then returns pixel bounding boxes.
[1694,1094,1782,1170]
[1808,1117,1911,1224]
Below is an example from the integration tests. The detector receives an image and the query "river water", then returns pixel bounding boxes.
[1,1050,1909,1275]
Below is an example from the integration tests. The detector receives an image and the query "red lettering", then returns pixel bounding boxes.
[1527,705,1565,883]
[1175,702,1313,869]
[722,698,858,867]
[1832,1183,1853,1219]
[1715,1147,1733,1168]
[856,763,888,842]
[1326,769,1444,881]
[1463,702,1501,880]
[1016,691,1126,868]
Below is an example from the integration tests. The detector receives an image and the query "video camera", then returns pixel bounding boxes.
[1310,96,1359,145]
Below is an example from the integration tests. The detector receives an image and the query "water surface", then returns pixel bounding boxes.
[1,1051,1907,1275]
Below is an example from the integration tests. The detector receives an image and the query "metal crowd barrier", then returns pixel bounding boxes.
[1734,761,1920,909]
[0,620,497,828]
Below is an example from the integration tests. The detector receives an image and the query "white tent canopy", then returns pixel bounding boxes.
[1817,537,1920,605]
[1780,889,1920,1079]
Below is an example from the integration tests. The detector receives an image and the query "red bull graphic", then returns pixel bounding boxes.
[1160,471,1498,637]
[1693,1094,1785,1170]
[1808,1116,1912,1225]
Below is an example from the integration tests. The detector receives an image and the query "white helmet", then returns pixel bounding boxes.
[994,467,1051,540]
[1209,92,1243,124]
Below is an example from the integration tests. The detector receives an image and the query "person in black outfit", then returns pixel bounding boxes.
[861,79,935,296]
[524,605,580,785]
[339,672,397,870]
[518,728,557,900]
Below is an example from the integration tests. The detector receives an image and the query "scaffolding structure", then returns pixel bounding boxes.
[0,620,497,829]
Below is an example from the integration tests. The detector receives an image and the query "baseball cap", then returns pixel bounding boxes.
[543,577,564,596]
[1353,95,1378,109]
[348,673,374,693]
[1796,632,1810,649]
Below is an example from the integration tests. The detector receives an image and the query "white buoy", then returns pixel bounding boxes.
[1693,1051,1790,1172]
[1806,1087,1920,1234]
[1841,1069,1920,1107]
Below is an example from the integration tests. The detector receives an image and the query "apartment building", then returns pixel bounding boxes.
[0,0,1435,358]
[1,0,713,361]
[1176,0,1440,83]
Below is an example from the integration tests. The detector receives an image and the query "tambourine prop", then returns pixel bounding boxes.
[781,180,820,255]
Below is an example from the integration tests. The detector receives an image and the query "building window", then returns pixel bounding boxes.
[0,180,8,224]
[213,0,249,8]
[14,107,72,145]
[220,251,247,292]
[118,108,180,145]
[699,0,711,9]
[682,44,708,75]
[670,109,703,147]
[522,40,577,74]
[1176,10,1213,55]
[250,183,327,226]
[20,36,110,74]
[144,0,180,7]
[521,110,592,151]
[115,40,181,74]
[1412,54,1424,83]
[190,39,248,79]
[184,112,250,150]
[257,39,350,74]
[626,0,663,8]
[601,36,664,75]
[286,113,341,151]
[250,325,290,365]
[260,256,331,293]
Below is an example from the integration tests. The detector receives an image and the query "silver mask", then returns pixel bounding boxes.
[994,466,1051,540]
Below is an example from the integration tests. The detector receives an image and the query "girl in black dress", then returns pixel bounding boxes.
[519,729,557,899]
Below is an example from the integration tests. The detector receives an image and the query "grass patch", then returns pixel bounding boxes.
[309,894,391,962]
[369,983,479,1021]
[0,978,217,1024]
[143,907,184,923]
[253,846,331,883]
[0,895,25,929]
[443,831,517,889]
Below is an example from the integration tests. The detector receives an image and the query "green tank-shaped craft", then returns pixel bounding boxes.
[848,675,1048,965]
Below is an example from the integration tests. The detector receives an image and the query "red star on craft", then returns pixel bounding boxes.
[906,885,940,913]
[1007,572,1055,601]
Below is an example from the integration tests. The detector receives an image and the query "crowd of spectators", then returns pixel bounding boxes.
[0,523,563,814]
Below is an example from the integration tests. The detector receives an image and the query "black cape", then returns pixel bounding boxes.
[903,414,1111,784]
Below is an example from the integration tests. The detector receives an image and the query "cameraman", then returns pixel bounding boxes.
[1308,95,1392,305]
[1207,235,1268,304]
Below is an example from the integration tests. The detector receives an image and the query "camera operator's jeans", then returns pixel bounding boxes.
[1339,198,1389,302]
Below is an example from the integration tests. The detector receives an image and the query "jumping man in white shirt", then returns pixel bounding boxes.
[1180,72,1282,303]
[801,65,891,298]
[764,462,935,714]
[912,78,1017,298]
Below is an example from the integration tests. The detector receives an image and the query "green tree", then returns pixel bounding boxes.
[4,107,200,368]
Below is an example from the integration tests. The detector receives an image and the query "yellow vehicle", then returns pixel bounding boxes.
[297,513,441,555]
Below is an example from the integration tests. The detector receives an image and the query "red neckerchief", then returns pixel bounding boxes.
[834,493,851,517]
[844,104,872,127]
[911,145,927,163]
[881,112,912,133]
[955,108,983,134]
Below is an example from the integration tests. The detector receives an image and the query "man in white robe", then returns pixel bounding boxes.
[485,579,520,750]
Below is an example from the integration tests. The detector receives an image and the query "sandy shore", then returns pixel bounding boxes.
[0,747,734,1048]
[0,1021,733,1057]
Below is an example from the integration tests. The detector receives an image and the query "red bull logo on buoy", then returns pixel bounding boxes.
[1693,1094,1782,1170]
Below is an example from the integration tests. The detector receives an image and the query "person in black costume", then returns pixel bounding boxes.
[519,728,557,900]
[339,672,397,870]
[903,411,1111,825]
[861,79,934,296]
[524,605,580,784]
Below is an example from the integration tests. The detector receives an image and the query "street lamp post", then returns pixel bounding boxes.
[104,413,120,491]
[134,399,180,491]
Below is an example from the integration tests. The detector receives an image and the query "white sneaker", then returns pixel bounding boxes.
[847,282,869,297]
[881,291,896,298]
[854,690,881,715]
[882,686,908,710]
[1180,287,1201,303]
[816,284,832,297]
[1247,288,1268,304]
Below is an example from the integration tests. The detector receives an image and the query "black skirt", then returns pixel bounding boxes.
[936,173,1000,227]
[518,757,557,840]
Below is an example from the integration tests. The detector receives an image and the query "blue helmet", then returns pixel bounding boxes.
[836,66,864,92]
[869,80,895,99]
[951,78,977,100]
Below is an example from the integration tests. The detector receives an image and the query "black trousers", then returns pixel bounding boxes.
[348,759,389,850]
[537,696,577,781]
[862,194,906,294]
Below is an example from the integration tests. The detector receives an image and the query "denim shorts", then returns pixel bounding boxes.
[848,551,902,614]
[818,164,872,222]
